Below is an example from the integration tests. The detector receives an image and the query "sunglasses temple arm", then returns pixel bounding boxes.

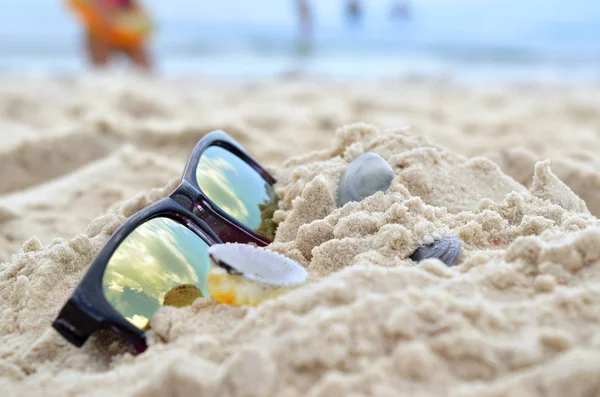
[52,300,97,347]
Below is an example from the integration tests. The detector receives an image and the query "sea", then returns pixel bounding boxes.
[1,0,600,81]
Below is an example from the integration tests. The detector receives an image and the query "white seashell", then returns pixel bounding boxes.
[337,152,395,207]
[410,235,461,266]
[206,243,308,306]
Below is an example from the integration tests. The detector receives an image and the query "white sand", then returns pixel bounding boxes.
[1,74,600,396]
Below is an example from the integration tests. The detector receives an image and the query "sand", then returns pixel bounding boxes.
[1,73,600,396]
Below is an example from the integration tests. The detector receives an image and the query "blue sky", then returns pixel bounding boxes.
[2,0,600,33]
[1,0,600,54]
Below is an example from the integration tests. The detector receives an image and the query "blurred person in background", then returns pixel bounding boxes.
[390,0,411,19]
[346,0,362,24]
[345,1,410,25]
[296,0,313,39]
[66,0,154,70]
[295,0,313,54]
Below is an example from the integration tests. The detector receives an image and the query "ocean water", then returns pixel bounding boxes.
[2,0,600,79]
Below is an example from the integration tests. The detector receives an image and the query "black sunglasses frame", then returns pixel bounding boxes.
[52,130,276,353]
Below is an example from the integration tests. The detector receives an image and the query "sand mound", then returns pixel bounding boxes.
[1,76,600,396]
[2,119,600,396]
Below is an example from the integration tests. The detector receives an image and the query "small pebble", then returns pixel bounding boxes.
[337,152,395,207]
[534,274,556,293]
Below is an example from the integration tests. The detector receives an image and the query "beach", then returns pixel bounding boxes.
[1,73,600,396]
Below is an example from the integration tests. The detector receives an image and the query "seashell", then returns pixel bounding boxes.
[206,243,308,306]
[410,235,461,266]
[337,152,395,207]
[163,284,203,308]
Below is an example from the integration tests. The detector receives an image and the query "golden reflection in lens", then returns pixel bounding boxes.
[196,146,276,234]
[102,217,210,329]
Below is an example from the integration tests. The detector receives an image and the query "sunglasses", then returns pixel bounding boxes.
[52,130,278,353]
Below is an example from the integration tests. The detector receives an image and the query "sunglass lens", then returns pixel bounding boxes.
[196,146,277,239]
[102,217,210,330]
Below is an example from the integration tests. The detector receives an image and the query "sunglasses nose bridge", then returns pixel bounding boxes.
[170,180,202,211]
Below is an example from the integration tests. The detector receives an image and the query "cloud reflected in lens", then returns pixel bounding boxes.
[102,217,210,329]
[196,146,275,233]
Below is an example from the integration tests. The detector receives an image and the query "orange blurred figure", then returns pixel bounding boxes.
[67,0,153,70]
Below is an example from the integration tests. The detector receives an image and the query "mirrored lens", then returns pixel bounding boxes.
[196,146,278,239]
[102,217,210,329]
